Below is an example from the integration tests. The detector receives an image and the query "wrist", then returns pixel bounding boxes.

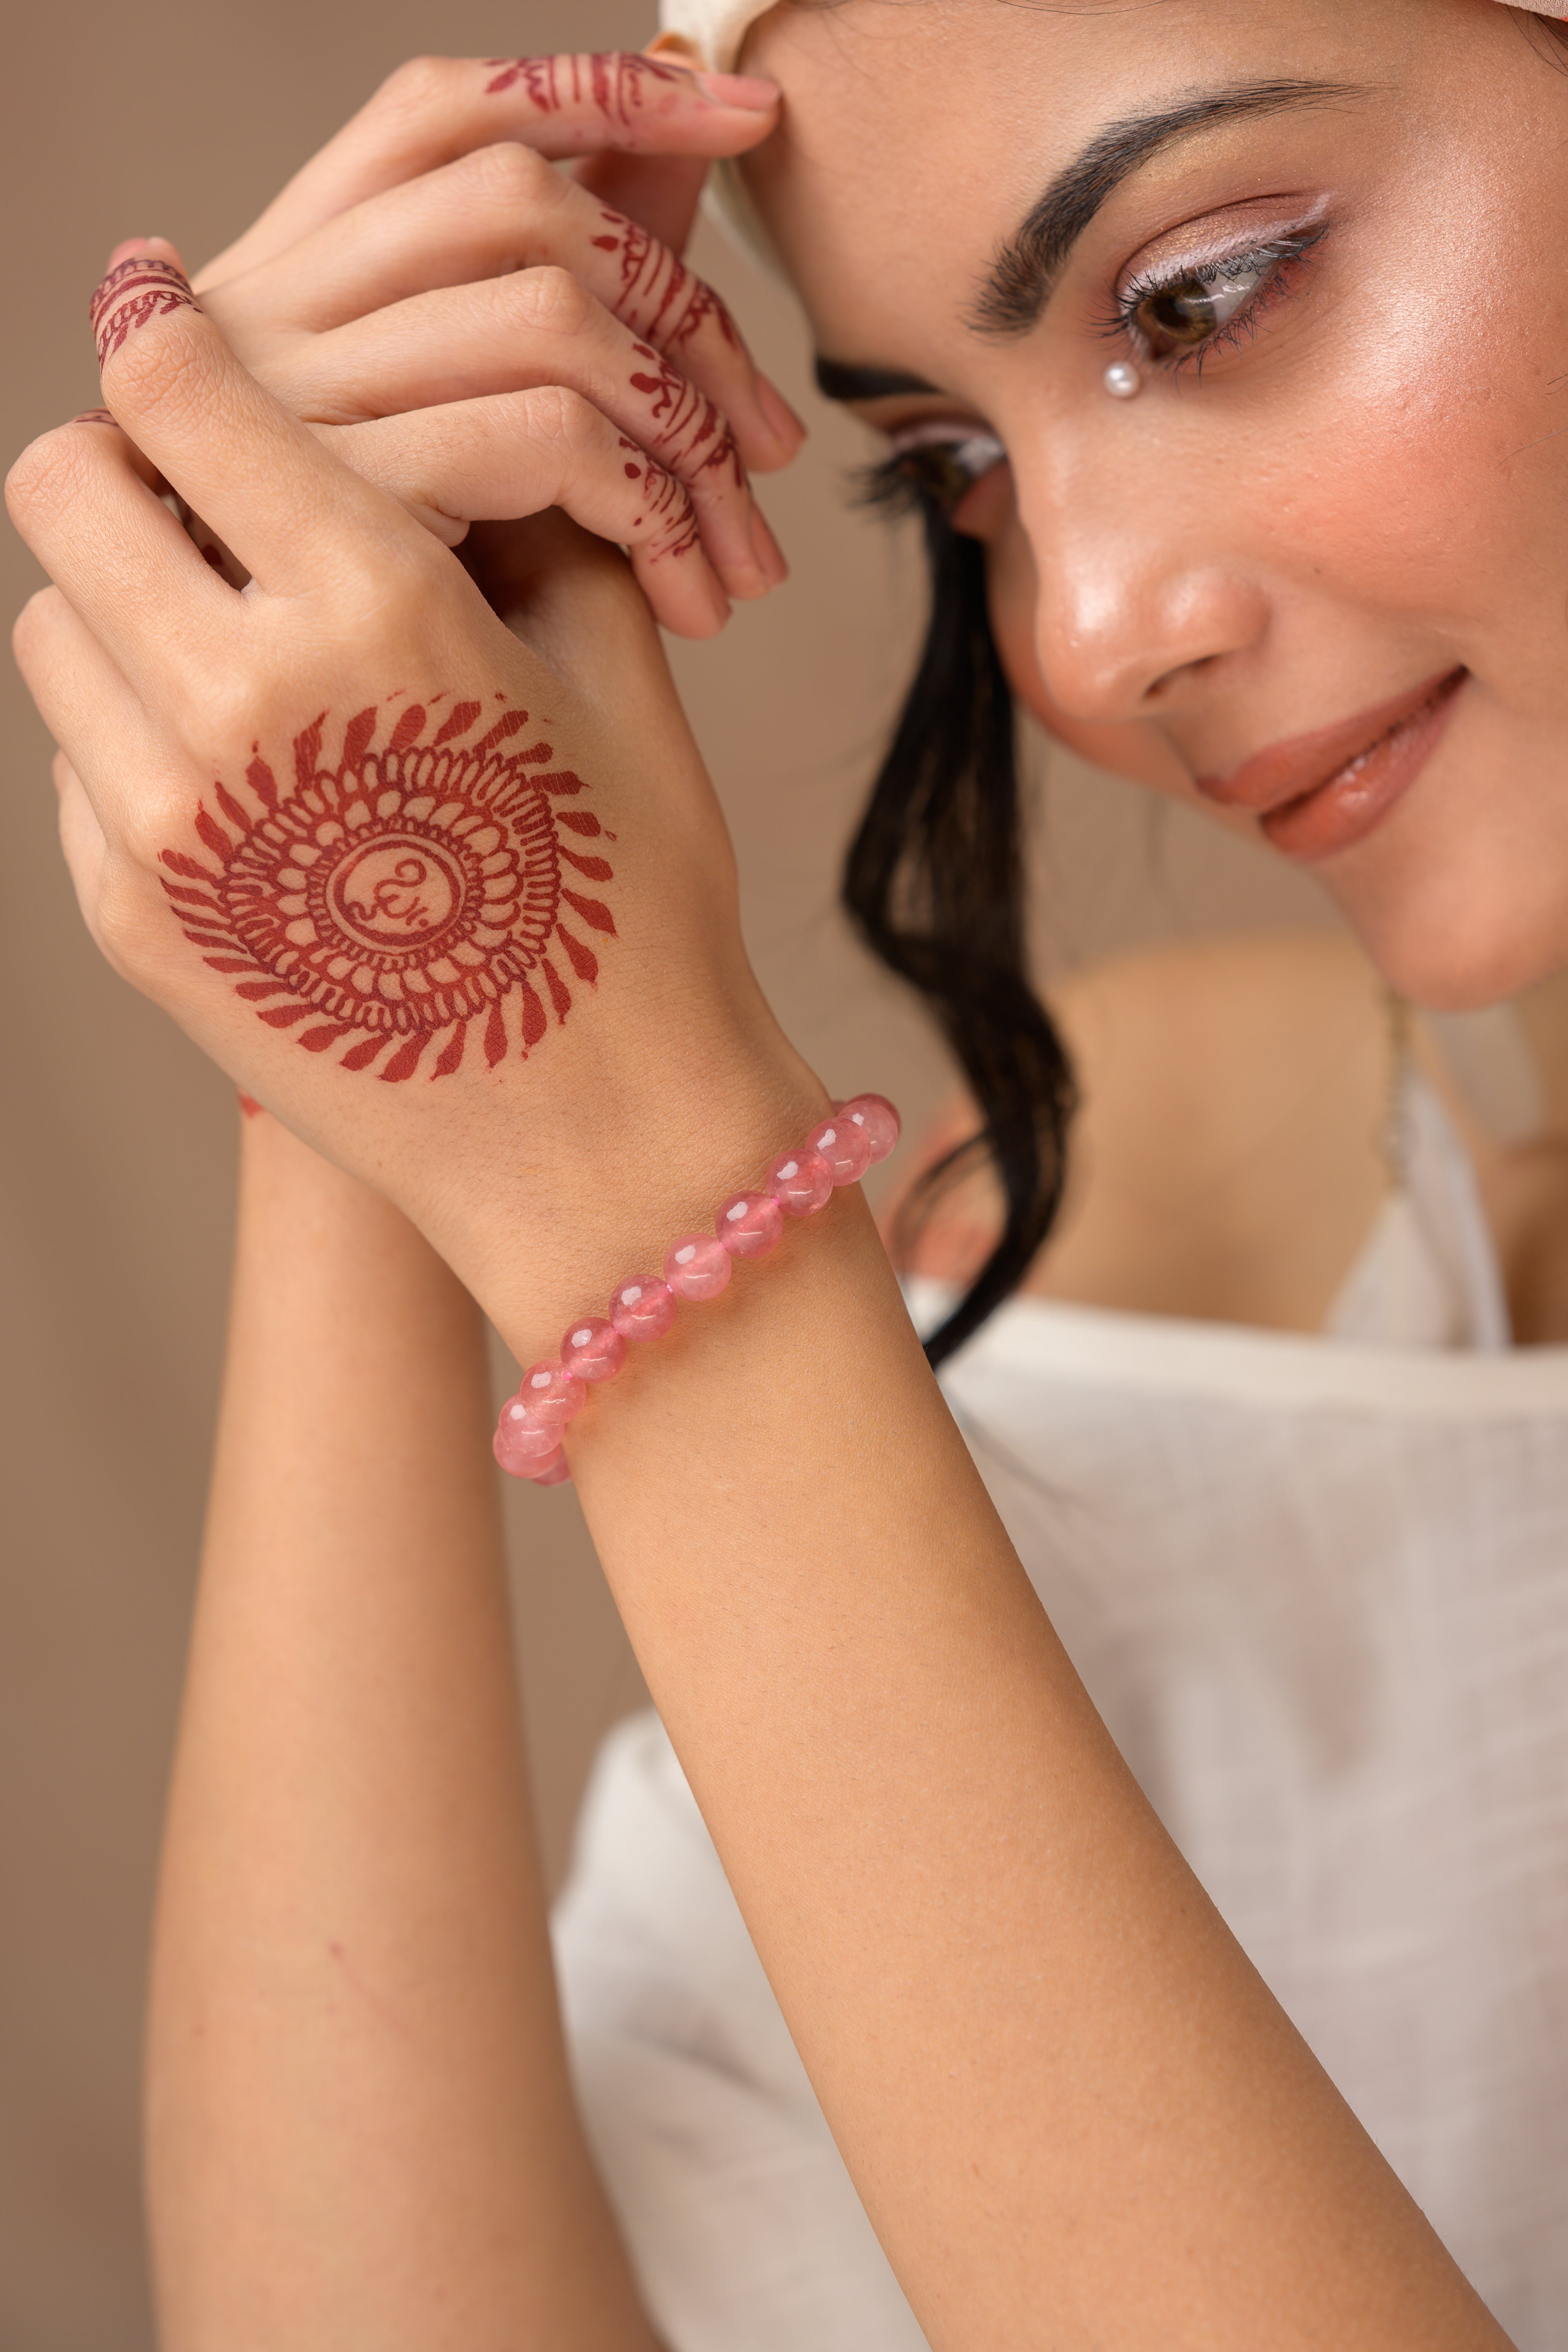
[453,1025,834,1368]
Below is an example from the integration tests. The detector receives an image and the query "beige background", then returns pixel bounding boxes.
[0,4,1331,2342]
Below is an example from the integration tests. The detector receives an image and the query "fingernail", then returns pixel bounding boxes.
[89,252,200,369]
[749,505,788,588]
[694,69,780,111]
[755,375,806,454]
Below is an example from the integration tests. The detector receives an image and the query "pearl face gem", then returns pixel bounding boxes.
[1103,361,1142,400]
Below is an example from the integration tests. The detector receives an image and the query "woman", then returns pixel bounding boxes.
[10,5,1568,2343]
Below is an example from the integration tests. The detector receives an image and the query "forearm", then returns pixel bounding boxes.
[147,1110,655,2352]
[520,1172,1507,2352]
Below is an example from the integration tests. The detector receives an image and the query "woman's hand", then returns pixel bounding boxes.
[11,263,825,1357]
[160,52,803,639]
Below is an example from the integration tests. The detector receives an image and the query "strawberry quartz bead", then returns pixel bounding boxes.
[530,1450,572,1486]
[665,1233,732,1301]
[805,1114,873,1186]
[561,1315,626,1383]
[610,1274,677,1341]
[518,1361,586,1427]
[717,1190,784,1258]
[835,1093,902,1164]
[494,1397,568,1475]
[766,1146,834,1217]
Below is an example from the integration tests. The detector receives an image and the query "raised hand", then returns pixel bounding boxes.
[12,256,825,1357]
[131,53,804,638]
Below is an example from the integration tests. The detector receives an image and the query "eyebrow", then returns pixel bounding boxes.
[975,77,1367,334]
[814,74,1367,394]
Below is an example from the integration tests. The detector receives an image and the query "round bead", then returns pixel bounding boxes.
[530,1450,572,1486]
[717,1190,784,1259]
[494,1399,568,1474]
[805,1115,873,1185]
[1103,359,1141,400]
[610,1275,677,1342]
[766,1147,834,1218]
[834,1093,902,1164]
[518,1360,587,1426]
[561,1315,627,1384]
[665,1232,733,1301]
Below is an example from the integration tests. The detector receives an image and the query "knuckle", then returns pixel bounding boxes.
[330,530,443,628]
[107,320,224,432]
[169,655,262,763]
[370,53,457,121]
[510,263,592,335]
[5,423,102,531]
[463,138,552,209]
[521,383,596,453]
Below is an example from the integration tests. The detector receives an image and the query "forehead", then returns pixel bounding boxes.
[740,0,1434,358]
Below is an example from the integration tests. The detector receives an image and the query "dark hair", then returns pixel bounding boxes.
[842,487,1074,1370]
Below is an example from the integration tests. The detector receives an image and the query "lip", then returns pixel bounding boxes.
[1195,667,1467,861]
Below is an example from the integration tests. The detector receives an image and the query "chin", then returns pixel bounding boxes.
[1325,832,1568,1011]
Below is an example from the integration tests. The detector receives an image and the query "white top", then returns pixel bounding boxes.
[555,1083,1568,2351]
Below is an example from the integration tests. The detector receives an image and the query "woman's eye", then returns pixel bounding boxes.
[1120,233,1321,369]
[878,429,1007,515]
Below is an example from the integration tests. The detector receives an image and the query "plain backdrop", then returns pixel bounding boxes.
[0,4,1333,2342]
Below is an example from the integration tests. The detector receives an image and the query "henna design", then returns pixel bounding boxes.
[627,340,745,498]
[89,256,200,367]
[159,701,615,1082]
[590,209,741,354]
[483,50,684,122]
[617,436,700,564]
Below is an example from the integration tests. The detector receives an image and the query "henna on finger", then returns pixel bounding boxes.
[199,50,779,288]
[480,50,691,123]
[89,255,201,367]
[590,204,740,356]
[159,697,615,1083]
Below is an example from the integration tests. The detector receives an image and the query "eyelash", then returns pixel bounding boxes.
[1105,225,1327,377]
[853,433,1006,524]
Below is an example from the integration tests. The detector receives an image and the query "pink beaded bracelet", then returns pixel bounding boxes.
[493,1094,900,1487]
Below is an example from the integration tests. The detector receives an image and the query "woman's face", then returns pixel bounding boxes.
[742,0,1568,1008]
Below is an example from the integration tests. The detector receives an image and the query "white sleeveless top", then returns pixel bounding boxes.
[554,1077,1568,2352]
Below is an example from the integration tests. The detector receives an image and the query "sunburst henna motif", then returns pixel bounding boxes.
[159,700,615,1082]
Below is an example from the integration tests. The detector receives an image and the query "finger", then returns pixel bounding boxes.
[573,33,728,254]
[7,408,236,713]
[206,145,801,472]
[74,245,430,599]
[325,392,732,638]
[13,587,162,837]
[571,151,709,256]
[277,270,786,599]
[197,52,780,285]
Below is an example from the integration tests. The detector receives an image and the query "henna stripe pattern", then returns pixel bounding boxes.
[158,700,615,1083]
[482,49,685,118]
[89,256,200,367]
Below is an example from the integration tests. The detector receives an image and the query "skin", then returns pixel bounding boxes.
[150,1106,663,2352]
[7,19,1560,2346]
[742,0,1568,1009]
[904,935,1568,1344]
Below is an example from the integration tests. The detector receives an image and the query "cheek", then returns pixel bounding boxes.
[980,512,1196,797]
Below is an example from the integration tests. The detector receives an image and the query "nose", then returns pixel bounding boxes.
[1012,453,1271,724]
